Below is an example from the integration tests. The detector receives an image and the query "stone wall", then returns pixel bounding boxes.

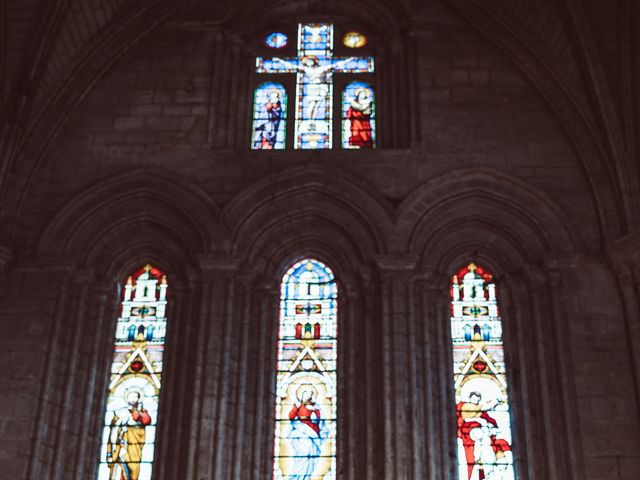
[1,1,639,479]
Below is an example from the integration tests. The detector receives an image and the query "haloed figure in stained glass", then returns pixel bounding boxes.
[273,259,338,480]
[345,86,374,148]
[254,89,284,149]
[107,390,152,480]
[287,386,330,478]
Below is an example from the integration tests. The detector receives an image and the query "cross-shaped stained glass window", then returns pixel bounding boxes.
[252,23,375,150]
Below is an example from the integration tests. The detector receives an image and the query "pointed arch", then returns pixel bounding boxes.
[224,165,394,275]
[397,168,584,271]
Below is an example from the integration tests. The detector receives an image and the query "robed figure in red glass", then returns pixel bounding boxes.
[286,387,329,479]
[346,88,374,148]
[456,391,512,480]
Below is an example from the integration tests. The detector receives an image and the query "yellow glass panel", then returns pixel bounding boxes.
[342,31,367,48]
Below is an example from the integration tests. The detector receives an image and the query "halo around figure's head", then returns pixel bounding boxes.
[301,55,319,67]
[355,87,370,100]
[124,387,144,404]
[268,89,281,100]
[296,384,318,403]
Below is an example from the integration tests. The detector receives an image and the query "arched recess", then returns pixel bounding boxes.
[397,168,585,480]
[219,165,392,478]
[37,169,225,268]
[397,168,581,271]
[1,0,198,241]
[26,169,225,480]
[224,164,394,279]
[435,0,626,238]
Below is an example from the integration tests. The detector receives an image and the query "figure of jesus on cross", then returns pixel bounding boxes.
[256,23,374,149]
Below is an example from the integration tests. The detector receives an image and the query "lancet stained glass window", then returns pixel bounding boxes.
[451,263,515,480]
[254,22,374,150]
[97,265,168,480]
[273,259,337,479]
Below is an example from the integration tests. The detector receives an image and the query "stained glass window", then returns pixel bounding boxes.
[342,81,375,148]
[97,265,168,480]
[255,23,375,149]
[451,263,515,480]
[273,259,337,479]
[252,82,288,150]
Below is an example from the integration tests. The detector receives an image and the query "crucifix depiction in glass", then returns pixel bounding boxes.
[256,23,374,149]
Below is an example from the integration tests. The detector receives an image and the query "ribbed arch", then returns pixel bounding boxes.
[37,169,224,262]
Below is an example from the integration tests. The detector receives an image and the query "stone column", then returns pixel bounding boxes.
[23,261,75,480]
[375,254,449,480]
[501,261,585,480]
[184,255,240,480]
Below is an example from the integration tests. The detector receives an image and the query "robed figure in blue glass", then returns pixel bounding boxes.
[254,89,283,149]
[286,387,329,479]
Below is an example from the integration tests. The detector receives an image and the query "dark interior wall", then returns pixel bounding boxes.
[22,9,598,251]
[0,1,639,479]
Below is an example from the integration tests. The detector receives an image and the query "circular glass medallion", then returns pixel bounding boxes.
[343,31,367,48]
[265,32,288,48]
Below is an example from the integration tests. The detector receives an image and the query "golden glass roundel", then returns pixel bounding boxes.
[342,31,367,48]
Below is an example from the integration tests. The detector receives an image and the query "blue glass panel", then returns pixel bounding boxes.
[257,58,300,73]
[266,32,288,49]
[252,82,287,150]
[299,23,332,54]
[342,81,375,149]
